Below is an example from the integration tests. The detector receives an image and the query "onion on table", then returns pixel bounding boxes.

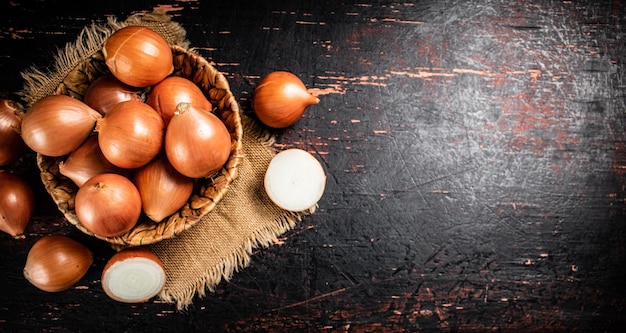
[0,171,34,239]
[101,247,166,303]
[23,235,93,292]
[146,76,213,125]
[0,98,27,166]
[264,148,326,212]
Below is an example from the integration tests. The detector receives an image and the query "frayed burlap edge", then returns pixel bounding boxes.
[155,116,315,310]
[19,11,189,107]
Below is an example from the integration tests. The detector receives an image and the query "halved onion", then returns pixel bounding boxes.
[101,247,166,303]
[264,148,326,212]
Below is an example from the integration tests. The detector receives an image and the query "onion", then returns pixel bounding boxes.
[20,95,102,157]
[133,155,194,222]
[83,74,142,115]
[59,136,131,187]
[0,171,34,239]
[0,99,27,166]
[101,247,166,303]
[146,76,212,125]
[165,102,231,178]
[103,26,173,87]
[264,148,326,212]
[253,71,320,128]
[23,235,93,292]
[75,173,142,238]
[95,100,164,169]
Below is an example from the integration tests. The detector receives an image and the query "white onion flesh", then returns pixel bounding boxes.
[264,148,326,212]
[102,256,166,303]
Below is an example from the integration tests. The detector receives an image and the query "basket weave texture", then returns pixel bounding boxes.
[33,37,244,246]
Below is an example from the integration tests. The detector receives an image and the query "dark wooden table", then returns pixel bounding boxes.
[1,0,626,331]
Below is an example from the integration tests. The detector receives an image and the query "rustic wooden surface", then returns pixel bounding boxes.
[1,0,626,331]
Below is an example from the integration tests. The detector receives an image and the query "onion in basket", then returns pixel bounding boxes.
[75,173,142,238]
[102,26,173,87]
[146,76,212,125]
[165,102,231,178]
[133,154,194,222]
[20,95,101,157]
[59,136,131,187]
[0,171,34,239]
[95,100,164,169]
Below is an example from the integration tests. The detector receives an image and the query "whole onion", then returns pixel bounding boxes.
[146,76,212,125]
[75,173,142,238]
[253,71,320,128]
[133,155,194,222]
[165,103,231,178]
[23,235,93,292]
[0,99,27,166]
[59,135,131,187]
[95,100,164,169]
[83,75,142,115]
[103,26,173,87]
[20,95,102,157]
[0,171,35,239]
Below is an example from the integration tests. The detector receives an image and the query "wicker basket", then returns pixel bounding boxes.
[36,44,244,246]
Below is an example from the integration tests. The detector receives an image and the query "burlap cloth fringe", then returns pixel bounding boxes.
[19,12,314,310]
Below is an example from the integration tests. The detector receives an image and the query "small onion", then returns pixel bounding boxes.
[146,76,212,125]
[133,155,194,222]
[0,99,27,166]
[23,235,93,292]
[165,103,231,178]
[103,26,173,87]
[83,75,142,115]
[20,95,102,157]
[59,136,131,187]
[95,100,164,169]
[253,71,320,128]
[75,173,142,238]
[0,171,34,239]
[264,148,326,212]
[101,247,166,303]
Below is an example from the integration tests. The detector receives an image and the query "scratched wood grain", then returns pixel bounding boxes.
[1,0,625,332]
